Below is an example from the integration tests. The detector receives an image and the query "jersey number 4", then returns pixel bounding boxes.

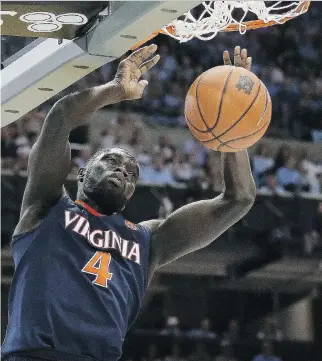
[82,251,113,288]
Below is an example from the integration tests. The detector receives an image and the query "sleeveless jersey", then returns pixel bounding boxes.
[2,196,151,361]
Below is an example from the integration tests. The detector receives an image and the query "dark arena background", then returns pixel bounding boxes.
[1,1,322,361]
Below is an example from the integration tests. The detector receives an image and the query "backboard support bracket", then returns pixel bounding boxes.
[1,1,201,127]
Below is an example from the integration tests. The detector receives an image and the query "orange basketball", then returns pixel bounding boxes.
[184,65,272,152]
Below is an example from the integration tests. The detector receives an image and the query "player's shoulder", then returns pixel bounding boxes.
[13,194,71,238]
[139,219,163,234]
[123,219,140,231]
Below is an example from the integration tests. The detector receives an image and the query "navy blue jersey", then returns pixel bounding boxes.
[2,196,151,361]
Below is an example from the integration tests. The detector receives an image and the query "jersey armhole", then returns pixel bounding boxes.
[11,223,42,245]
[138,224,153,290]
[11,195,70,246]
[139,223,152,239]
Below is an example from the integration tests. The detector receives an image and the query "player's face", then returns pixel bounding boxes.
[82,149,140,213]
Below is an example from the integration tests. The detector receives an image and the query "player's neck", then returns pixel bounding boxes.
[76,194,118,216]
[75,199,104,217]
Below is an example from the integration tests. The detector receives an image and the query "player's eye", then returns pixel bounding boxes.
[108,158,117,165]
[128,171,138,180]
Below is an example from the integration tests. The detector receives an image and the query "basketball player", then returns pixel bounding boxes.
[2,45,255,361]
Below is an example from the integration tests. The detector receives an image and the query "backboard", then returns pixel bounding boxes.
[1,1,201,127]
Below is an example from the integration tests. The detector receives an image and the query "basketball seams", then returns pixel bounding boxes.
[186,75,228,147]
[185,68,235,134]
[185,76,212,134]
[193,77,263,145]
[206,68,235,132]
[217,115,270,150]
[221,118,269,144]
[214,81,262,141]
[257,85,269,126]
[185,67,272,152]
[220,145,243,152]
[200,138,239,150]
[201,81,265,145]
[184,76,208,133]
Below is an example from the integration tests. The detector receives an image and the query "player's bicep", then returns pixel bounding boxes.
[149,196,252,268]
[22,137,70,204]
[140,219,163,272]
[20,103,72,219]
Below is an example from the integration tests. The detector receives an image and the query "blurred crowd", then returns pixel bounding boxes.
[3,111,321,257]
[2,111,322,196]
[1,3,322,142]
[128,316,285,361]
[155,315,283,343]
[130,340,281,361]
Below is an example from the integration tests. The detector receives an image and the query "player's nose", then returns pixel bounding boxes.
[115,167,128,178]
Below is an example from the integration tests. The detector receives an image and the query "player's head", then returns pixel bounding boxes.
[77,147,140,214]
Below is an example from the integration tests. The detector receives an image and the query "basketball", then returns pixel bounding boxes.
[184,65,272,152]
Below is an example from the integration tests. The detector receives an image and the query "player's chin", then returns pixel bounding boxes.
[98,187,127,211]
[102,176,124,193]
[105,179,135,201]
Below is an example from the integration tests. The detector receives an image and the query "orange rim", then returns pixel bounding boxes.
[223,1,310,32]
[130,30,166,51]
[131,1,310,49]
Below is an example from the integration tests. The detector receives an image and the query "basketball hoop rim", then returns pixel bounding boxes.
[163,1,311,35]
[131,0,310,50]
[213,0,310,32]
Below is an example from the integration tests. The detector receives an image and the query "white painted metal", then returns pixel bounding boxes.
[1,1,201,127]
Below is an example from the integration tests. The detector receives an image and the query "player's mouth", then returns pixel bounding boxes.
[108,173,124,187]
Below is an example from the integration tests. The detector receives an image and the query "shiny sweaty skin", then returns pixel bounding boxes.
[9,46,256,360]
[77,148,140,215]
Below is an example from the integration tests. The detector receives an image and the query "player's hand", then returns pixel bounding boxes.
[223,46,252,71]
[113,44,160,101]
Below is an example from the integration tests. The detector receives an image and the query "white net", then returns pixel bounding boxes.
[163,1,310,42]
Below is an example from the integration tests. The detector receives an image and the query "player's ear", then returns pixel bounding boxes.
[78,168,85,182]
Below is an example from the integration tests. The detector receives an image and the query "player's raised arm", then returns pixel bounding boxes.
[145,150,256,270]
[143,47,256,272]
[15,45,159,236]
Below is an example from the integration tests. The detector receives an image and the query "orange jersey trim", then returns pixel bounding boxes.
[75,200,103,217]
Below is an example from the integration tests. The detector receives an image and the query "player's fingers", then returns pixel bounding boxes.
[223,50,232,66]
[127,46,148,66]
[246,56,252,71]
[139,54,160,75]
[138,79,149,89]
[234,46,242,67]
[137,80,149,95]
[130,44,158,67]
[241,48,248,68]
[138,44,158,66]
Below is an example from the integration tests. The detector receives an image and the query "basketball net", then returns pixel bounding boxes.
[132,1,310,49]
